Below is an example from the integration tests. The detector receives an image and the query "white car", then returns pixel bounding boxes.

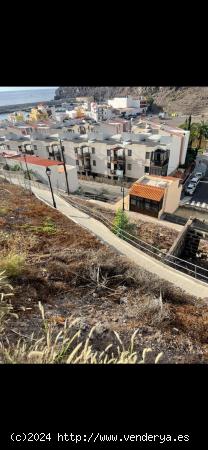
[195,172,203,179]
[186,183,196,195]
[190,177,200,184]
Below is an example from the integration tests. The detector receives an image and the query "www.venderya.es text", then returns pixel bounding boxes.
[10,432,190,444]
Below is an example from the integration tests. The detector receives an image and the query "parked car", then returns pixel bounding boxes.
[190,177,200,184]
[194,171,203,179]
[186,183,196,195]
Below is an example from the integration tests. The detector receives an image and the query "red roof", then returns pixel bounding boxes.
[129,184,165,202]
[10,155,63,167]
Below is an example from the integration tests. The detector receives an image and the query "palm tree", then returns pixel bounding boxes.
[191,121,208,150]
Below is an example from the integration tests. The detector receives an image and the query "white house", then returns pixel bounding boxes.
[4,155,79,192]
[108,96,147,115]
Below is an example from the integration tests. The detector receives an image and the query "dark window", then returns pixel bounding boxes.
[107,162,111,169]
[145,166,149,173]
[92,147,95,154]
[145,152,150,159]
[107,149,111,156]
[130,197,136,205]
[127,164,132,170]
[74,147,78,153]
[128,149,132,156]
[76,160,79,166]
[7,145,10,150]
[93,160,96,166]
[33,145,37,151]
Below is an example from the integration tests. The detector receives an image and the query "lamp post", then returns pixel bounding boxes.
[120,177,125,211]
[22,147,31,181]
[46,166,56,208]
[60,139,70,195]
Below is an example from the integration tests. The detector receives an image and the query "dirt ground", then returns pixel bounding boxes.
[1,181,208,363]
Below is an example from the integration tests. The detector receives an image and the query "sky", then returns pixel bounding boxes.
[0,87,58,92]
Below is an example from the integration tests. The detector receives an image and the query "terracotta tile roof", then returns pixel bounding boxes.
[129,184,165,202]
[10,155,63,167]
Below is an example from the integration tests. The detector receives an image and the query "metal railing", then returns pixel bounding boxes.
[60,194,208,284]
[2,168,208,285]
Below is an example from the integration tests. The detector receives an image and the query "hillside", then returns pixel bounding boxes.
[55,86,208,115]
[1,182,208,364]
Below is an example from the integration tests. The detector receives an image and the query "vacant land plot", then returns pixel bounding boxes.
[0,182,208,363]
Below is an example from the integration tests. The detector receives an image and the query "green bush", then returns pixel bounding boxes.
[112,208,135,238]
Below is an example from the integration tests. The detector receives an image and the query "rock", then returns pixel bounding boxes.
[92,293,98,298]
[120,297,128,304]
[173,327,179,333]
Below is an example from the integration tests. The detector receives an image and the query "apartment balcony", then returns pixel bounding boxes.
[84,163,91,170]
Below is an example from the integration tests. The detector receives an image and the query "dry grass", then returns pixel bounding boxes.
[0,254,26,278]
[1,182,208,363]
[0,302,164,364]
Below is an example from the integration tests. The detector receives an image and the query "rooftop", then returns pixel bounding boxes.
[10,155,63,167]
[129,183,165,202]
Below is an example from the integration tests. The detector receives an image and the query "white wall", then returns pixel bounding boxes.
[5,158,78,192]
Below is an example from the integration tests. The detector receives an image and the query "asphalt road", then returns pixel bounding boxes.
[192,181,208,203]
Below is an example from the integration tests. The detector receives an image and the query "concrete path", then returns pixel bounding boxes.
[1,173,208,298]
[30,185,208,299]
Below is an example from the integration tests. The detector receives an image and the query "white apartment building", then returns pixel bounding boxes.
[0,119,189,184]
[89,103,113,122]
[108,96,147,114]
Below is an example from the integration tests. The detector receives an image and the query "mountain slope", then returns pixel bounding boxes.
[55,86,208,115]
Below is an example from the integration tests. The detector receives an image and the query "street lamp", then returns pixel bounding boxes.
[120,176,125,211]
[21,146,31,180]
[46,166,57,208]
[60,139,70,195]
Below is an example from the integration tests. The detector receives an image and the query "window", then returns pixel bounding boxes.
[128,149,132,156]
[127,164,132,171]
[145,166,149,173]
[107,149,111,156]
[7,145,10,150]
[145,152,150,159]
[93,160,96,166]
[74,147,78,154]
[92,147,95,154]
[76,160,79,166]
[107,162,111,169]
[130,197,136,206]
[33,145,37,151]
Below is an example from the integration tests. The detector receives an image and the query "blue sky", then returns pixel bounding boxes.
[0,87,58,92]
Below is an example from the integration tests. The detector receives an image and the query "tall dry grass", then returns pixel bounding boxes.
[0,302,164,364]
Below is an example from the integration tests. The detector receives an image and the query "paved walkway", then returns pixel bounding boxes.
[31,185,208,299]
[2,173,208,298]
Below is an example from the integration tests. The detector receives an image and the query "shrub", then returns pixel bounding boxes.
[112,208,136,238]
[0,254,26,278]
[0,208,9,216]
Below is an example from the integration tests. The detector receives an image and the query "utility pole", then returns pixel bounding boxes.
[60,139,70,195]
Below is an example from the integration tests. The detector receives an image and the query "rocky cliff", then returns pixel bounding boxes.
[55,86,208,115]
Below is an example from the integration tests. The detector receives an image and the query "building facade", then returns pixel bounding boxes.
[129,175,182,218]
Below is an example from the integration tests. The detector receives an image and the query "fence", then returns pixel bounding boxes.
[2,169,208,285]
[60,194,208,284]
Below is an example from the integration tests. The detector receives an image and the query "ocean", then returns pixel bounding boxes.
[0,88,56,120]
